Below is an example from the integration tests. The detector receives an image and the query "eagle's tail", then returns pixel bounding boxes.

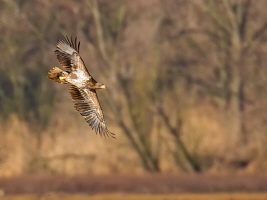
[48,67,68,84]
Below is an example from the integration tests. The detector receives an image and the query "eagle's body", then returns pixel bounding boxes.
[66,69,88,87]
[48,36,114,138]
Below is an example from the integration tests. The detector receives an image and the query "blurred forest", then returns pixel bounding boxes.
[1,0,267,177]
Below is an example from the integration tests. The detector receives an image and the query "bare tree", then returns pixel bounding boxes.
[86,0,163,171]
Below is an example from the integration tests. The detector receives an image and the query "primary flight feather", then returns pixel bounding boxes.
[48,35,115,138]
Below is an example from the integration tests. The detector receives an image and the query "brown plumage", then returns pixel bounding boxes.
[48,35,115,138]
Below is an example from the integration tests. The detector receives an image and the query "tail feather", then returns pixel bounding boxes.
[48,67,68,84]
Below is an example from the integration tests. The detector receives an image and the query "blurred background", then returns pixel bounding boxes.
[1,0,267,180]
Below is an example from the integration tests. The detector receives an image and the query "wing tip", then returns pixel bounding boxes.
[56,34,80,53]
[105,130,116,139]
[96,127,116,139]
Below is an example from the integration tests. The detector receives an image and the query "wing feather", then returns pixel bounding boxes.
[54,35,90,75]
[69,85,115,138]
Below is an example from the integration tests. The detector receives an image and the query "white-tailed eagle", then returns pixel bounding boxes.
[48,36,115,138]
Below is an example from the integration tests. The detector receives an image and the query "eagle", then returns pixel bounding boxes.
[48,36,115,138]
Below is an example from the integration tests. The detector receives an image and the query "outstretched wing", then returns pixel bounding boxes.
[69,84,115,138]
[54,35,90,75]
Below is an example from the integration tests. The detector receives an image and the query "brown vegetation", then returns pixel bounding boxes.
[0,174,267,194]
[0,0,267,176]
[3,193,267,200]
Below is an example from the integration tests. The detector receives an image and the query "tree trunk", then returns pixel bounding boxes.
[225,30,245,150]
